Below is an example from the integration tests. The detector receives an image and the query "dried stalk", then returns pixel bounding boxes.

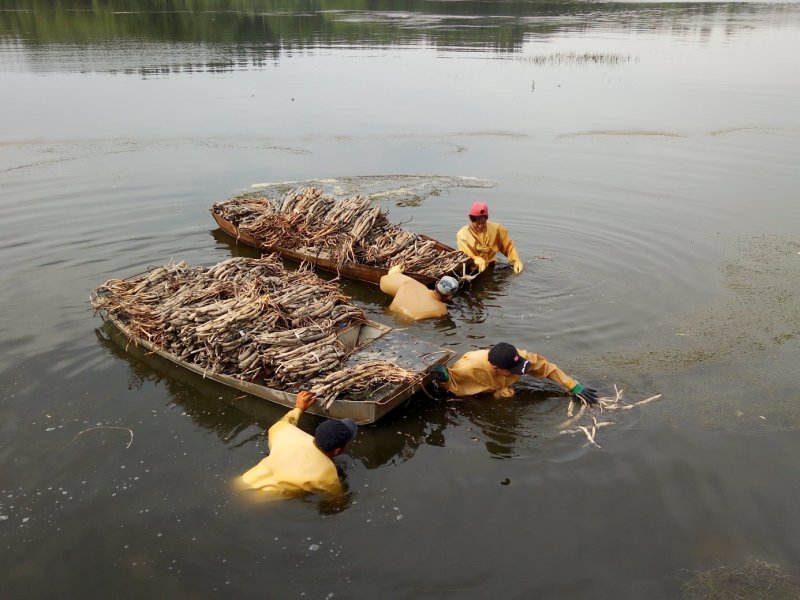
[72,426,134,449]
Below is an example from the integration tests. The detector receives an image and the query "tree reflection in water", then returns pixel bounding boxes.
[2,0,778,76]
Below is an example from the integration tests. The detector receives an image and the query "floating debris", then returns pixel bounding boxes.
[558,385,662,448]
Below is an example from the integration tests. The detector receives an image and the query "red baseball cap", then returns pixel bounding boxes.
[469,202,489,217]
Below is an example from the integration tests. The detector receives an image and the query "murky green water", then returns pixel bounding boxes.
[2,1,799,598]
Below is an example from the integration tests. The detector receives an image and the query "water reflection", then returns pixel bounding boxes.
[95,323,264,445]
[450,262,516,325]
[2,0,795,75]
[453,379,576,458]
[210,227,261,260]
[95,320,450,468]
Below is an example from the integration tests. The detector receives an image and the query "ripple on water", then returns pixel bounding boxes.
[593,235,800,430]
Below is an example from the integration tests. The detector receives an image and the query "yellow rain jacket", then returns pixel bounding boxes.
[380,270,448,321]
[240,408,343,498]
[456,221,522,272]
[444,349,578,399]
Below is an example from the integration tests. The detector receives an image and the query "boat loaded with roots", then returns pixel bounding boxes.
[211,187,478,286]
[91,255,452,424]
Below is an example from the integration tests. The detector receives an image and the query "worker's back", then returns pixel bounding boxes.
[240,413,342,498]
[380,271,447,321]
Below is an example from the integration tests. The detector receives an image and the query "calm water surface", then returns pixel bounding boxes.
[1,1,799,598]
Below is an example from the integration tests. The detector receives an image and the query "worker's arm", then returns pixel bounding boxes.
[496,225,523,273]
[456,228,487,272]
[518,350,577,391]
[274,391,316,428]
[277,408,303,427]
[518,351,598,403]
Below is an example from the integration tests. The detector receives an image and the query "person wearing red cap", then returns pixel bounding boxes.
[239,391,358,498]
[431,342,598,403]
[456,202,523,273]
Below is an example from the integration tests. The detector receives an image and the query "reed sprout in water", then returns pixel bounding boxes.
[518,52,635,67]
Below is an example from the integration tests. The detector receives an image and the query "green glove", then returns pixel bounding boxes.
[571,383,598,405]
[431,365,450,383]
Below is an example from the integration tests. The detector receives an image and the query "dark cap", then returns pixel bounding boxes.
[314,418,358,453]
[488,342,529,375]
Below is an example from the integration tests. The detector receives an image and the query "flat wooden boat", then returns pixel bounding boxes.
[210,208,468,286]
[96,307,453,425]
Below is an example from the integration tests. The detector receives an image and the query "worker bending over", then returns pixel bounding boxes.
[380,265,459,321]
[432,342,597,403]
[456,202,523,273]
[240,391,357,498]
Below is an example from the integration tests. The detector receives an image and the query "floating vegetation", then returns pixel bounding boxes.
[682,558,800,600]
[248,175,494,208]
[589,235,800,432]
[558,129,683,139]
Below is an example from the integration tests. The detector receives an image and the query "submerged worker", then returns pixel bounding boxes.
[456,202,523,274]
[432,342,598,403]
[240,390,357,498]
[379,265,460,321]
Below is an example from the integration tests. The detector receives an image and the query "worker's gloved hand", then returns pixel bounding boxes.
[571,383,598,405]
[431,365,450,383]
[513,261,524,274]
[388,264,405,275]
[473,257,487,272]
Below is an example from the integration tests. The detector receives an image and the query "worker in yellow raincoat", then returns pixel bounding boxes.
[379,265,459,320]
[240,391,357,498]
[432,342,598,403]
[456,202,523,273]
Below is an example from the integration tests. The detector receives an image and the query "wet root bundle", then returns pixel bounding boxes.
[308,361,420,411]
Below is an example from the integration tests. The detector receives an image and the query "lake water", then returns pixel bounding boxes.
[1,1,800,598]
